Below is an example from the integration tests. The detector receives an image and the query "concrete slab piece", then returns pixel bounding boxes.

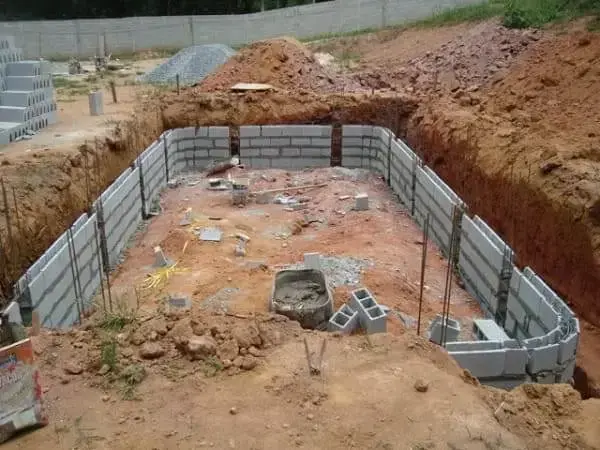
[198,227,223,242]
[328,304,359,334]
[2,301,22,324]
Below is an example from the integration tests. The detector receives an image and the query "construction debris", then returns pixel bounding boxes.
[354,193,369,211]
[198,227,223,242]
[154,246,174,267]
[206,157,240,177]
[231,178,250,206]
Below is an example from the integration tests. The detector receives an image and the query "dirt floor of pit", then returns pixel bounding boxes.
[107,167,482,336]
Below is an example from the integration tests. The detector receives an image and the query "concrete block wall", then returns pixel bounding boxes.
[11,123,579,388]
[341,125,390,176]
[413,164,464,256]
[169,127,230,173]
[239,125,331,169]
[0,0,482,59]
[459,215,514,318]
[0,36,57,146]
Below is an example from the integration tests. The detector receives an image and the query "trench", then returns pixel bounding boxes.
[0,91,599,397]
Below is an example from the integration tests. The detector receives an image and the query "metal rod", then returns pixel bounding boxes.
[69,226,84,320]
[440,207,459,347]
[417,213,430,336]
[93,219,107,313]
[176,74,180,94]
[11,187,22,261]
[109,80,117,103]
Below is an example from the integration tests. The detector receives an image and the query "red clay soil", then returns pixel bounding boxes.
[197,37,363,93]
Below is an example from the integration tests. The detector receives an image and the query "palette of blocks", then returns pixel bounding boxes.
[0,36,57,145]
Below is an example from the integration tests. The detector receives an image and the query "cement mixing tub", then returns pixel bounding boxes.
[270,269,333,330]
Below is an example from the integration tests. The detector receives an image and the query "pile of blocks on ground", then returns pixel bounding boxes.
[0,36,57,145]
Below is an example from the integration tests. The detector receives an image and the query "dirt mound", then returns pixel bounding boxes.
[197,37,362,93]
[488,383,599,449]
[351,21,543,94]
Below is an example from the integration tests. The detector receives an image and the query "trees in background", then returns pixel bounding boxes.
[0,0,331,20]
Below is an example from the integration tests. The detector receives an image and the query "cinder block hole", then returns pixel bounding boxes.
[360,297,376,309]
[341,304,355,316]
[354,289,369,300]
[333,313,350,326]
[367,306,384,318]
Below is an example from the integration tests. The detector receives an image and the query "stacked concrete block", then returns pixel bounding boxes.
[348,288,387,334]
[341,125,390,175]
[459,215,515,319]
[413,164,464,256]
[170,127,230,171]
[98,167,143,268]
[239,125,331,169]
[427,314,461,344]
[0,36,57,145]
[389,138,420,210]
[303,252,321,270]
[136,139,167,215]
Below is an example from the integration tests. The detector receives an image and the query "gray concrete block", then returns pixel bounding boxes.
[208,126,229,138]
[301,148,328,157]
[342,125,372,137]
[301,125,331,137]
[260,125,285,137]
[209,149,229,158]
[241,148,260,157]
[310,137,332,147]
[342,156,365,169]
[281,148,300,157]
[504,348,528,375]
[304,252,321,270]
[558,333,578,363]
[445,341,503,352]
[270,158,297,169]
[449,349,506,378]
[3,301,22,324]
[260,148,280,157]
[348,288,386,334]
[240,125,260,137]
[558,359,576,383]
[269,137,291,146]
[248,158,271,169]
[355,193,369,211]
[213,138,229,148]
[427,314,461,344]
[250,137,271,147]
[341,146,365,157]
[291,137,311,146]
[343,137,365,147]
[328,304,359,334]
[527,343,559,374]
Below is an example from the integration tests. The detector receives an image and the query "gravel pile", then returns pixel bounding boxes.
[139,44,235,85]
[284,255,373,288]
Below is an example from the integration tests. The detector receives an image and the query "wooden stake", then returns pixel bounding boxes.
[251,183,328,196]
[109,80,117,103]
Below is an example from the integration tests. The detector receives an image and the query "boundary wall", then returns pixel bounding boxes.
[10,123,579,389]
[0,0,480,58]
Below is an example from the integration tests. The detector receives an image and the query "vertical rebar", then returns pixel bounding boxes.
[93,219,107,312]
[440,206,459,347]
[176,74,180,95]
[417,214,430,336]
[11,187,22,262]
[1,178,14,262]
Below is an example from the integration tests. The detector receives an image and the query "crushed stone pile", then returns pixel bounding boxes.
[196,37,363,93]
[139,44,236,85]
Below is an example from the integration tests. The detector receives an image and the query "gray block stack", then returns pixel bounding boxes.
[0,36,57,145]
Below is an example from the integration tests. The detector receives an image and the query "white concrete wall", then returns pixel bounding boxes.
[0,0,481,58]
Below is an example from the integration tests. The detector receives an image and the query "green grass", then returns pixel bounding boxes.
[100,338,118,371]
[414,1,505,27]
[304,0,600,43]
[503,0,600,28]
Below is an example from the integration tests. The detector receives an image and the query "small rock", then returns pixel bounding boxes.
[64,360,83,375]
[186,335,217,361]
[102,395,110,402]
[248,346,264,357]
[414,379,429,393]
[229,407,238,415]
[118,417,127,424]
[241,356,258,371]
[217,339,240,362]
[307,413,314,421]
[130,332,146,346]
[283,423,290,429]
[60,377,70,385]
[139,342,165,360]
[73,342,84,348]
[239,347,248,356]
[98,364,111,375]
